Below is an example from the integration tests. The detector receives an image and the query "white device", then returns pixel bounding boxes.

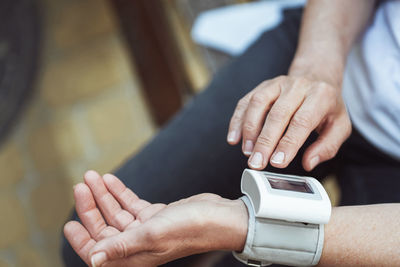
[241,169,331,224]
[233,169,332,267]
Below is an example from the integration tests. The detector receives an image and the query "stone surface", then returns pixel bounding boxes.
[87,144,137,176]
[16,245,45,267]
[27,122,63,174]
[28,116,83,175]
[40,37,129,107]
[85,89,154,149]
[41,234,65,267]
[0,258,10,267]
[65,163,87,185]
[45,0,116,53]
[51,115,84,163]
[21,99,49,131]
[0,0,156,265]
[31,178,73,231]
[0,194,29,248]
[0,142,24,187]
[129,89,157,137]
[56,0,115,48]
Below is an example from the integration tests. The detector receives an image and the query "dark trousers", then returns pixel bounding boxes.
[62,9,400,267]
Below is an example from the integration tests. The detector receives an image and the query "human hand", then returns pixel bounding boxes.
[227,75,351,171]
[64,171,248,267]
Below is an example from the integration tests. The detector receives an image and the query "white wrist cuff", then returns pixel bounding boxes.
[233,196,324,267]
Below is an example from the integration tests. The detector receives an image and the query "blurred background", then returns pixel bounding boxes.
[0,0,338,266]
[0,0,244,266]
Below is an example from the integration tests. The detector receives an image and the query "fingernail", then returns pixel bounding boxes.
[243,140,254,155]
[249,152,263,168]
[271,151,285,164]
[227,130,238,143]
[91,252,107,267]
[309,156,320,170]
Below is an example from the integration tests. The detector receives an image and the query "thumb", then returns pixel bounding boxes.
[303,114,351,171]
[90,228,150,267]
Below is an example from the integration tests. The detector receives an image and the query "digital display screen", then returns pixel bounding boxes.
[267,177,313,194]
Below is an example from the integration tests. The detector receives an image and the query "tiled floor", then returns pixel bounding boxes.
[0,0,155,266]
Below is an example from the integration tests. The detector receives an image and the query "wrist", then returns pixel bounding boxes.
[228,199,249,251]
[288,54,345,88]
[218,198,249,252]
[202,198,248,252]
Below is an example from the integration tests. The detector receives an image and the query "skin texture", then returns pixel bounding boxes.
[65,171,400,267]
[319,204,400,266]
[227,0,375,171]
[63,1,393,266]
[64,171,248,267]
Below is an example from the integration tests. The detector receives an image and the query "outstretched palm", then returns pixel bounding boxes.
[64,171,247,267]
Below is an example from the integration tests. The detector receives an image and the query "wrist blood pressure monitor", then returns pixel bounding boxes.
[233,169,331,266]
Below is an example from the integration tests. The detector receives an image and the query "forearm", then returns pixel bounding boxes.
[289,0,375,86]
[319,204,400,266]
[229,202,400,266]
[73,182,400,266]
[228,2,373,171]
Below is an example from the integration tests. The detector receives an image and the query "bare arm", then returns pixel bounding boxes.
[227,0,376,171]
[319,204,400,266]
[290,0,376,86]
[65,172,400,266]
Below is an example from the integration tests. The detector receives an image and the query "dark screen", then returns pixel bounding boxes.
[267,177,313,194]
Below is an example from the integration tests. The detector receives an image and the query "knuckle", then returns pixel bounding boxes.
[297,76,309,85]
[243,121,257,134]
[260,79,272,88]
[98,227,116,240]
[250,93,267,106]
[316,82,337,99]
[280,134,299,147]
[274,75,286,82]
[230,114,242,125]
[256,134,274,148]
[338,114,352,140]
[292,113,314,129]
[143,227,161,244]
[93,223,107,240]
[235,99,248,112]
[113,238,129,258]
[322,144,338,159]
[267,108,287,123]
[291,76,309,89]
[237,98,248,107]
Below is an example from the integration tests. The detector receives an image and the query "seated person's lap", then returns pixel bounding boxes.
[61,9,301,266]
[61,8,400,266]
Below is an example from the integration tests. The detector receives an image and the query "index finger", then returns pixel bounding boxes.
[248,91,305,169]
[64,221,96,265]
[227,93,252,145]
